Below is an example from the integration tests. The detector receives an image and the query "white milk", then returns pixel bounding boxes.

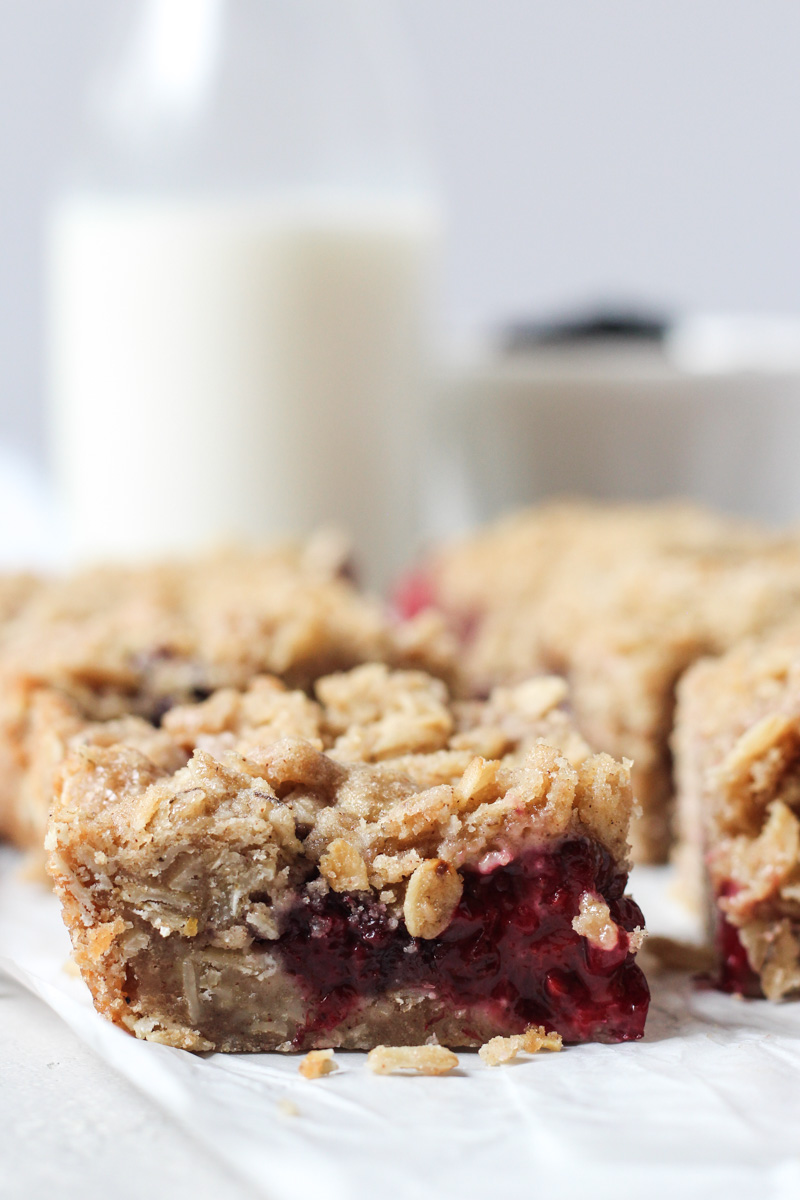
[47,195,437,587]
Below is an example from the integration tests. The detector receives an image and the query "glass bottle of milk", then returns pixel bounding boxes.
[47,0,439,589]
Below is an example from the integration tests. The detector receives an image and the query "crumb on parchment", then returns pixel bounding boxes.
[298,1049,337,1079]
[479,1026,563,1066]
[366,1045,458,1076]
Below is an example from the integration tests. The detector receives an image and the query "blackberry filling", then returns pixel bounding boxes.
[276,837,649,1045]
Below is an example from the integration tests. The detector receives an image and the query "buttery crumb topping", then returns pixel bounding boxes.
[419,500,800,862]
[0,541,456,848]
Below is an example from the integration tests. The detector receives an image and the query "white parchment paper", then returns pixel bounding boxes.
[1,850,799,1200]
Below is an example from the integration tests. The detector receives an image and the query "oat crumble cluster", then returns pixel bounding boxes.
[674,621,800,1000]
[46,663,649,1052]
[0,539,453,849]
[397,500,800,862]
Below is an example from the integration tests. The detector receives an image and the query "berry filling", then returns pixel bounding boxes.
[275,837,649,1045]
[714,883,762,997]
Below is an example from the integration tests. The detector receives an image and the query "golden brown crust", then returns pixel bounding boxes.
[423,500,800,861]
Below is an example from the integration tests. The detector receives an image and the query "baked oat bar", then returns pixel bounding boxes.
[47,665,648,1051]
[0,537,452,848]
[396,500,800,861]
[674,623,800,999]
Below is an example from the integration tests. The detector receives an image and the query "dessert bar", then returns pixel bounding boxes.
[674,623,800,999]
[47,665,649,1051]
[396,500,800,861]
[0,539,452,848]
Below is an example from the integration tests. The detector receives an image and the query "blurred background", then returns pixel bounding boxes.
[4,0,800,580]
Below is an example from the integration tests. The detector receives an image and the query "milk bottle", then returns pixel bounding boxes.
[47,0,439,588]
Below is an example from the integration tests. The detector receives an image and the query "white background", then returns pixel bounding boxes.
[3,1,800,460]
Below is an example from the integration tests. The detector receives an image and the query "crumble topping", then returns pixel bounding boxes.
[315,667,454,761]
[366,1045,459,1076]
[0,542,456,847]
[15,638,589,858]
[53,711,630,897]
[408,500,800,862]
[478,1026,563,1066]
[715,801,800,918]
[50,664,626,899]
[298,1049,337,1079]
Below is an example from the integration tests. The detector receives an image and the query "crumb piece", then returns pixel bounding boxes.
[62,956,81,978]
[479,1025,562,1065]
[182,918,199,937]
[298,1049,337,1079]
[366,1045,458,1075]
[277,1098,299,1117]
[403,858,463,939]
[522,1025,562,1052]
[571,891,619,950]
[627,926,647,953]
[319,838,369,892]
